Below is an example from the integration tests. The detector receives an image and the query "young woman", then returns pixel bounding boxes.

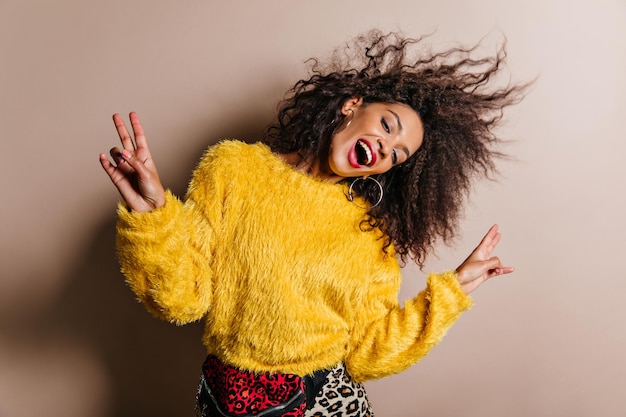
[99,31,525,416]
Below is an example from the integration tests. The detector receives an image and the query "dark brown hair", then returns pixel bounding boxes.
[264,30,528,266]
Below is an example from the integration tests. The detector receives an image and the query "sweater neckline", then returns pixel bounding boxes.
[252,141,369,212]
[256,142,348,188]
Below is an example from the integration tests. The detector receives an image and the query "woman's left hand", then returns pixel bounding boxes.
[455,224,514,295]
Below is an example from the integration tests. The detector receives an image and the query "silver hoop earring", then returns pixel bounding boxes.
[348,176,383,209]
[332,109,354,136]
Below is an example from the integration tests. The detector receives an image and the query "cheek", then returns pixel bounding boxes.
[376,163,394,175]
[329,132,351,152]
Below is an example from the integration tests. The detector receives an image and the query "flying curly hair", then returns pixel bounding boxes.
[264,30,528,267]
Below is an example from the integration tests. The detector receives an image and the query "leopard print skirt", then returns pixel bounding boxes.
[305,363,374,417]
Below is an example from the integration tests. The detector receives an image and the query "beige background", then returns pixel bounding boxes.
[1,1,625,416]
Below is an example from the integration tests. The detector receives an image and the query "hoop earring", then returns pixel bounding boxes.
[331,109,354,136]
[348,176,384,209]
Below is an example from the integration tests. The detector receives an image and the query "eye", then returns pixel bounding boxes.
[381,118,391,133]
[392,149,398,165]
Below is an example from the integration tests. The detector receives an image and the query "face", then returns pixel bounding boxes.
[325,99,424,180]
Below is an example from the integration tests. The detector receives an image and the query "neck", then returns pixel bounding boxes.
[278,152,342,184]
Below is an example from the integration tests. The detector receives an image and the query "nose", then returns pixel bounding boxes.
[378,139,392,159]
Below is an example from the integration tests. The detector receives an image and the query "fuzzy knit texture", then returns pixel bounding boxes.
[116,140,474,382]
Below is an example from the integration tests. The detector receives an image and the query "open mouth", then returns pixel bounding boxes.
[355,139,373,166]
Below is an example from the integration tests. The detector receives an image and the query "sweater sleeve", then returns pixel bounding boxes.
[115,146,227,325]
[345,270,474,382]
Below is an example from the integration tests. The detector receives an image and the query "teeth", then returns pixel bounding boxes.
[357,140,372,165]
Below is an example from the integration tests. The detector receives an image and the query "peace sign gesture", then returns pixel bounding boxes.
[455,224,515,295]
[99,112,166,213]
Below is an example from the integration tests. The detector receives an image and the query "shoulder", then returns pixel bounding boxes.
[193,140,272,175]
[188,140,281,196]
[201,140,270,162]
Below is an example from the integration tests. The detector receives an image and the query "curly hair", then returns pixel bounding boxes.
[264,30,528,267]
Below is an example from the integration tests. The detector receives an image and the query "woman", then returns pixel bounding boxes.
[99,31,525,416]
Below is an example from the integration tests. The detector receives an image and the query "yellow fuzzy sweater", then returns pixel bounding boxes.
[116,140,473,382]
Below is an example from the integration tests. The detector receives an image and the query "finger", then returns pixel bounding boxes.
[100,153,132,185]
[100,153,134,193]
[109,147,122,164]
[113,113,136,151]
[100,152,146,202]
[465,256,503,282]
[485,231,501,255]
[494,266,515,275]
[109,147,135,175]
[99,153,118,178]
[120,149,152,179]
[485,258,516,278]
[128,112,150,153]
[486,255,503,270]
[479,224,499,248]
[473,224,501,259]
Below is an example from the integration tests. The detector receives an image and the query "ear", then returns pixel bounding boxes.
[341,97,363,115]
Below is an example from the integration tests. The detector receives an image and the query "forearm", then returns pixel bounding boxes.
[116,190,214,324]
[346,271,473,382]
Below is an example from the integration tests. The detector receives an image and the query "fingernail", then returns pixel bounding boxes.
[122,150,132,159]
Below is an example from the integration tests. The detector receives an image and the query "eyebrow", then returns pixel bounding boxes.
[387,109,411,158]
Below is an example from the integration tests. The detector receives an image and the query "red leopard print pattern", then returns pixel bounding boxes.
[201,355,307,416]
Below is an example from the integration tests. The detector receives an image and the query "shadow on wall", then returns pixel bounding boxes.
[53,217,207,417]
[45,112,273,416]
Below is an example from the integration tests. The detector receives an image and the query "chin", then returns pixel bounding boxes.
[328,163,352,179]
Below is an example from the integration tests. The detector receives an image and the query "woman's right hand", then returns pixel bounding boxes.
[99,112,166,213]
